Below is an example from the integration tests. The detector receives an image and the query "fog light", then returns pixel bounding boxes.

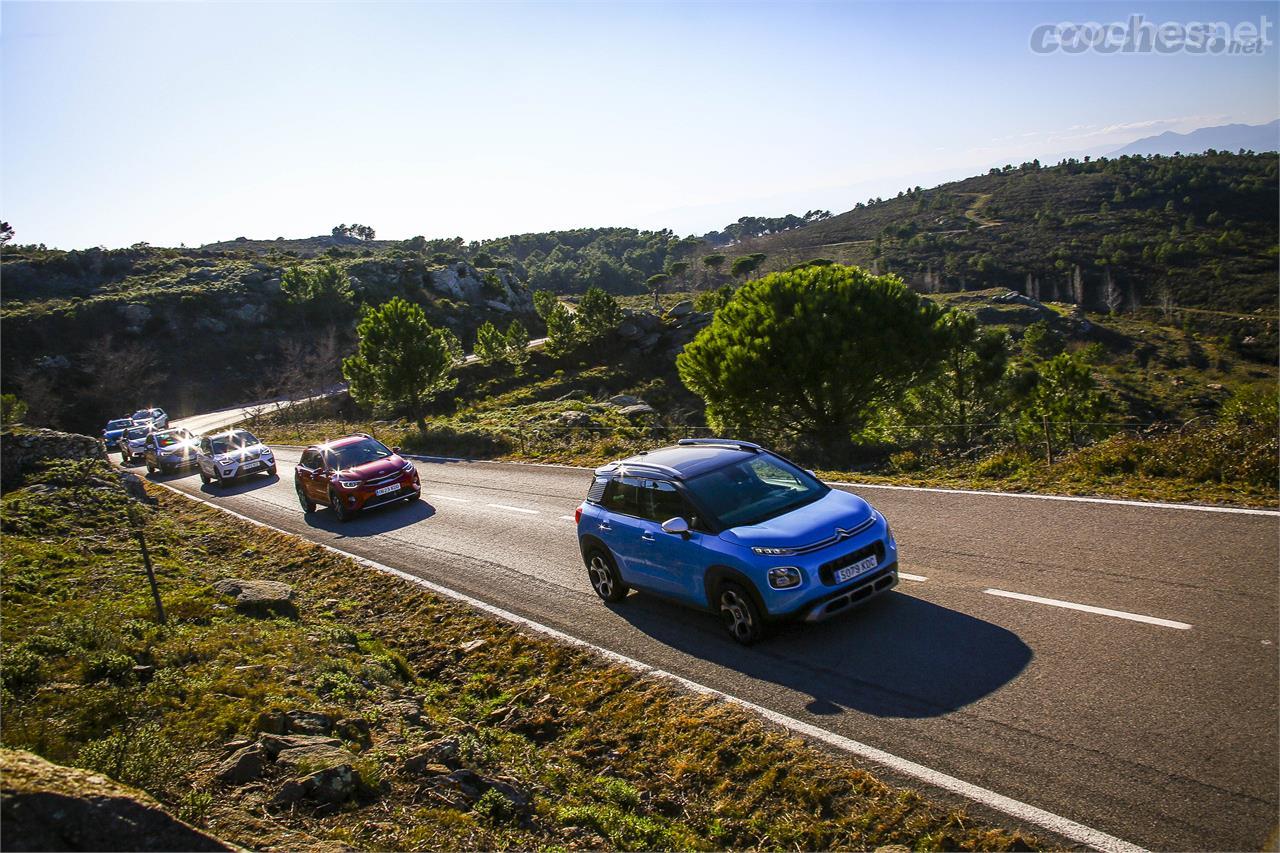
[768,566,802,589]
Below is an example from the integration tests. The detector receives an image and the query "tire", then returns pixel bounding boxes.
[120,449,128,464]
[267,463,277,476]
[199,468,211,485]
[160,463,172,476]
[146,460,156,475]
[329,489,352,523]
[585,547,628,603]
[215,468,227,489]
[297,484,315,513]
[718,581,765,645]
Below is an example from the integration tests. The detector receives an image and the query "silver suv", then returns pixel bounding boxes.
[131,407,169,429]
[196,429,276,487]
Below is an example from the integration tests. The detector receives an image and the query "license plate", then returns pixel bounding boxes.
[834,554,877,583]
[242,461,260,471]
[375,483,400,496]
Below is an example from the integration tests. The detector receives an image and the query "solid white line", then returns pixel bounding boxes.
[984,589,1192,630]
[829,481,1278,517]
[899,572,928,582]
[157,480,1146,853]
[265,445,1273,516]
[487,503,539,515]
[428,493,472,503]
[559,515,577,521]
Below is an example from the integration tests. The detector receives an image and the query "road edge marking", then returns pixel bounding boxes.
[984,589,1192,630]
[265,446,1277,516]
[154,479,1147,853]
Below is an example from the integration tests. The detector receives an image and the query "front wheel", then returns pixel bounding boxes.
[146,460,156,474]
[297,484,315,513]
[718,582,765,645]
[199,468,211,485]
[267,463,277,476]
[215,468,228,489]
[329,489,352,522]
[586,548,628,603]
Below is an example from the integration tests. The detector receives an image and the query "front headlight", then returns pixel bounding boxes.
[882,514,895,546]
[339,480,361,489]
[768,566,803,589]
[752,546,798,556]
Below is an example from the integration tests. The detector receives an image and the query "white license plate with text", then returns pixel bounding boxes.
[375,484,401,496]
[834,554,877,583]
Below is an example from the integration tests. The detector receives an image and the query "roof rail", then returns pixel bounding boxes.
[617,461,683,479]
[677,437,761,452]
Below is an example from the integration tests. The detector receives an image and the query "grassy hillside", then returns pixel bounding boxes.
[1,449,1039,851]
[733,151,1279,314]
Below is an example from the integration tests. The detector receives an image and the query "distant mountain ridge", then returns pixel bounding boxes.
[1108,120,1279,157]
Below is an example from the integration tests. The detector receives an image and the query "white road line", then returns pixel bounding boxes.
[487,503,539,515]
[899,572,928,582]
[830,481,1278,517]
[428,493,472,503]
[158,480,1144,853]
[559,515,577,521]
[984,589,1192,630]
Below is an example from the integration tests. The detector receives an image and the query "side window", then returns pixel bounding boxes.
[602,477,639,516]
[200,438,211,455]
[301,449,321,469]
[636,480,686,523]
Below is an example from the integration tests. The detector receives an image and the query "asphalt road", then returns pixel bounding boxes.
[142,448,1279,851]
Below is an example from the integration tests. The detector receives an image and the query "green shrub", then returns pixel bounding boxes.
[2,647,43,693]
[77,723,184,795]
[83,650,135,684]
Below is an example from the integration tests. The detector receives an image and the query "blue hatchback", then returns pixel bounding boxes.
[575,439,899,644]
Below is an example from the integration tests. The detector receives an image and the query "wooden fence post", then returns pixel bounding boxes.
[1042,415,1054,466]
[126,503,166,625]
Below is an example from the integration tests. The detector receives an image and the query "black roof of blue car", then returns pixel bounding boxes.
[595,439,761,480]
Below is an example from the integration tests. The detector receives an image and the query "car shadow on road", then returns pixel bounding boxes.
[302,499,437,537]
[195,474,281,496]
[611,589,1031,719]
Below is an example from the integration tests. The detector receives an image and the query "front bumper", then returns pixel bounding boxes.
[801,563,898,622]
[158,454,198,469]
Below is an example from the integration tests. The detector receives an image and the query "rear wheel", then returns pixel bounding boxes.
[297,484,315,513]
[585,547,628,603]
[718,581,765,645]
[329,489,352,522]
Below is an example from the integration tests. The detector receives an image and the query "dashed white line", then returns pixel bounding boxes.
[984,588,1192,630]
[429,493,472,503]
[559,514,577,521]
[899,572,928,582]
[487,503,540,515]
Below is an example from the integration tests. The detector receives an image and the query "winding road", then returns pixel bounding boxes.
[146,429,1278,852]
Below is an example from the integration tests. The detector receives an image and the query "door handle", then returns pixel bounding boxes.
[640,532,656,541]
[598,522,611,531]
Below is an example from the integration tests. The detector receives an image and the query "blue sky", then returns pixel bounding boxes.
[2,1,1277,248]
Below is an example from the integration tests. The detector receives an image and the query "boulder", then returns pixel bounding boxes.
[617,321,643,341]
[215,743,267,785]
[194,317,227,334]
[285,710,332,735]
[402,736,461,772]
[608,394,639,407]
[619,403,656,418]
[273,741,354,773]
[271,762,360,806]
[666,300,694,319]
[557,411,593,428]
[484,299,512,313]
[637,333,662,351]
[257,733,344,760]
[211,578,296,618]
[118,303,152,332]
[383,698,423,725]
[0,748,233,851]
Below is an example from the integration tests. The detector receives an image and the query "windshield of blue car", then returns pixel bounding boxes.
[107,419,131,430]
[132,410,152,420]
[155,432,186,448]
[683,454,828,529]
[325,438,393,470]
[124,426,151,440]
[209,430,259,455]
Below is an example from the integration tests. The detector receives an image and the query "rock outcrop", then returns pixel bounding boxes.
[212,578,297,618]
[0,748,233,852]
[0,428,109,491]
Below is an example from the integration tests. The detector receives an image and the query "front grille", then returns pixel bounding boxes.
[819,541,886,585]
[789,516,876,555]
[367,471,404,487]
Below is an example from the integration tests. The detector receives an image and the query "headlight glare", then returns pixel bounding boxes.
[339,480,361,489]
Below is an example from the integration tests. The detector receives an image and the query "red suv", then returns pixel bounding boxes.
[294,434,421,521]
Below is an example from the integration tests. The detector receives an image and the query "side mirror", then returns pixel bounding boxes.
[806,469,817,478]
[660,517,690,536]
[392,447,402,454]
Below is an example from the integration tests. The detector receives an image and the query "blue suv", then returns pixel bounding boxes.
[575,439,899,644]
